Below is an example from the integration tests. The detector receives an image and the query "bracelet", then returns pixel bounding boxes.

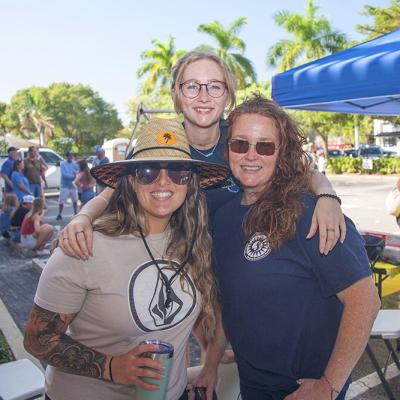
[316,193,342,205]
[322,374,340,399]
[109,356,114,382]
[71,211,93,225]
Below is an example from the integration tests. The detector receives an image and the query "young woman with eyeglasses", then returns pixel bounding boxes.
[58,51,345,260]
[24,119,230,400]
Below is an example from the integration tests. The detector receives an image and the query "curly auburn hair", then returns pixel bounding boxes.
[226,94,312,249]
[92,173,217,341]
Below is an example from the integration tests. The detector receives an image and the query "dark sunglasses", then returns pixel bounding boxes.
[135,167,192,185]
[228,139,278,156]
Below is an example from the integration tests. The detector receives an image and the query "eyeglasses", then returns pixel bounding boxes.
[135,167,192,185]
[228,139,278,156]
[180,80,227,99]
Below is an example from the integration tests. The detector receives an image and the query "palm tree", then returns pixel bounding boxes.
[19,93,54,146]
[356,0,400,39]
[267,0,348,72]
[197,17,256,89]
[137,35,186,94]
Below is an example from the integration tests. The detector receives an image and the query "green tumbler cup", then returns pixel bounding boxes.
[136,339,174,400]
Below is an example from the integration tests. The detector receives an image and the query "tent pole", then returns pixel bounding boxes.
[354,123,360,149]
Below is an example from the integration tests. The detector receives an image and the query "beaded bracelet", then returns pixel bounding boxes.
[322,374,340,399]
[316,193,342,205]
[109,356,114,383]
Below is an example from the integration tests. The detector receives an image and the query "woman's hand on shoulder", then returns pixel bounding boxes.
[109,343,165,389]
[306,196,346,255]
[59,215,93,260]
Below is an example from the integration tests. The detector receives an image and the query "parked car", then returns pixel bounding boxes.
[17,148,64,189]
[343,149,359,157]
[327,149,344,158]
[358,145,385,159]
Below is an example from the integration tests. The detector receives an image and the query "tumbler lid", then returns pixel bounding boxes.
[140,339,174,357]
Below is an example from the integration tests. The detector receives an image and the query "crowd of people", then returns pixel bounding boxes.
[0,145,104,255]
[18,50,380,400]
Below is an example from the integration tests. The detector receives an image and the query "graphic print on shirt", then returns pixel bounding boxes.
[244,232,271,261]
[129,259,197,331]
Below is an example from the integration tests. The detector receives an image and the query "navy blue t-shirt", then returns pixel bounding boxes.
[213,193,371,389]
[189,120,240,217]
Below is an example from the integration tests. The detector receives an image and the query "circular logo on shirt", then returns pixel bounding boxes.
[156,130,177,145]
[128,259,197,332]
[244,233,271,261]
[223,177,241,193]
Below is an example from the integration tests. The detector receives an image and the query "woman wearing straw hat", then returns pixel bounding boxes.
[59,51,345,260]
[24,118,229,400]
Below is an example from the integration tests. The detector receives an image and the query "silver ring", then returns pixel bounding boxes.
[75,230,85,235]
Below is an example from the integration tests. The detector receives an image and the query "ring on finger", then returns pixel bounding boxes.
[62,237,69,241]
[327,228,335,232]
[75,230,85,235]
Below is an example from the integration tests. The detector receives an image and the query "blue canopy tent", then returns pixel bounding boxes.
[272,28,400,115]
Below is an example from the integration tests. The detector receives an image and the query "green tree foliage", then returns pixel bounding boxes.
[3,87,54,145]
[46,83,123,154]
[197,17,257,88]
[267,0,348,71]
[137,35,186,94]
[4,84,122,154]
[236,81,271,105]
[294,111,373,150]
[356,0,400,39]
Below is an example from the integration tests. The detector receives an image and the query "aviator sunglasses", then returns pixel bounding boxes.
[228,139,278,156]
[135,167,192,185]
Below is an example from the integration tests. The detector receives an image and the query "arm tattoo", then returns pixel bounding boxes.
[24,304,107,380]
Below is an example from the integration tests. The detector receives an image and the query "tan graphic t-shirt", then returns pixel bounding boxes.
[35,231,201,400]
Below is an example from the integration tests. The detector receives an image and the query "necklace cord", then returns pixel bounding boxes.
[190,130,220,158]
[138,191,200,308]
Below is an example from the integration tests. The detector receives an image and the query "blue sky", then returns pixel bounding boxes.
[0,0,388,124]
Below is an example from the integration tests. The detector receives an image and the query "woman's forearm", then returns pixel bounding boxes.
[310,169,335,195]
[323,277,380,391]
[24,304,111,381]
[79,187,113,219]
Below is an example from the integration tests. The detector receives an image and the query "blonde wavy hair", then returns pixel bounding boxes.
[171,50,237,113]
[93,173,217,340]
[227,94,312,249]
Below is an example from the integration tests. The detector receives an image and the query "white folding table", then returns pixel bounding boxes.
[0,359,44,400]
[366,309,400,400]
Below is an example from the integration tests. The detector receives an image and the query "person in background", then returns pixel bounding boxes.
[212,95,380,400]
[56,151,78,221]
[11,160,32,201]
[75,159,95,207]
[1,146,19,193]
[92,146,109,194]
[10,194,35,242]
[317,149,327,175]
[0,192,19,239]
[23,146,47,199]
[24,118,229,400]
[20,197,53,256]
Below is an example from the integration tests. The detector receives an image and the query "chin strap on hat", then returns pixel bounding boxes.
[138,190,200,308]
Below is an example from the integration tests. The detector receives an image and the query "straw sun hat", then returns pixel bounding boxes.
[91,118,230,189]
